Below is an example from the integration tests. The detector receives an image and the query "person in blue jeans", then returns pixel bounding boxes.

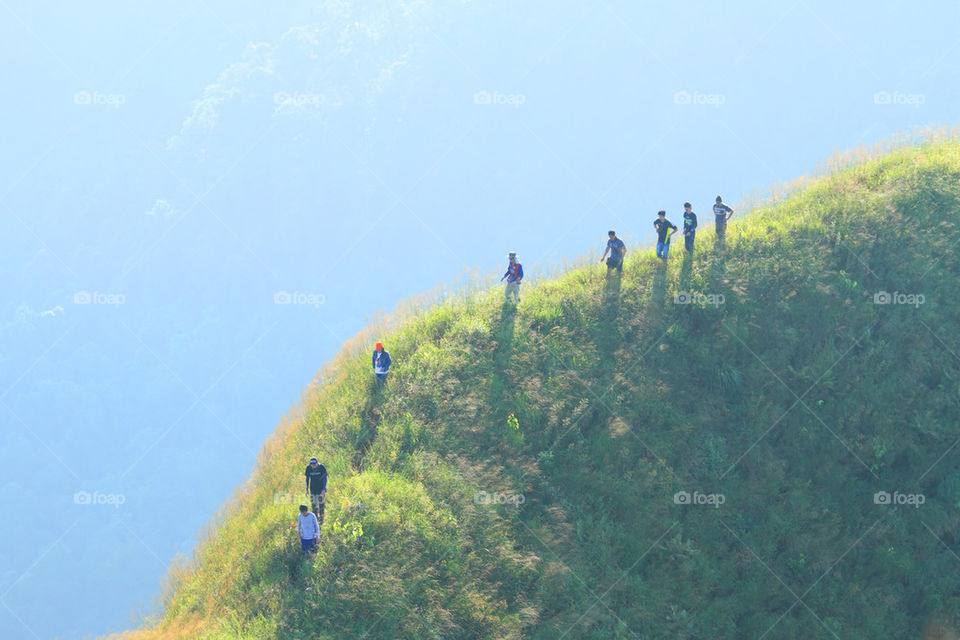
[654,210,677,262]
[298,504,320,556]
[682,202,697,254]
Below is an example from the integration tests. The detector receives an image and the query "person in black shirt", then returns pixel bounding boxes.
[682,202,697,254]
[713,195,734,239]
[653,210,677,262]
[305,457,327,524]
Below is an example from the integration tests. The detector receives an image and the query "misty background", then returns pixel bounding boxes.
[1,1,957,637]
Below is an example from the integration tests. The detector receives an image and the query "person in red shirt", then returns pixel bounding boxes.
[501,251,524,304]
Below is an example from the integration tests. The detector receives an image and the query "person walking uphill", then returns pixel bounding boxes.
[654,210,677,262]
[600,230,626,274]
[713,195,734,239]
[372,342,391,387]
[501,251,523,304]
[298,505,320,556]
[682,202,697,254]
[305,457,327,524]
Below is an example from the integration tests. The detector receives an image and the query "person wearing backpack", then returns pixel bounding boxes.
[372,342,391,387]
[501,251,524,304]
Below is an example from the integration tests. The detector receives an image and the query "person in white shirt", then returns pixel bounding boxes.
[298,504,320,555]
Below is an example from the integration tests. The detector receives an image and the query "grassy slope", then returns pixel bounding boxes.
[118,141,960,639]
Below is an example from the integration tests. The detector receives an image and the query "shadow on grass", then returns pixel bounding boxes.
[352,360,389,471]
[602,270,622,313]
[680,251,694,291]
[597,270,623,355]
[489,303,519,410]
[709,232,728,290]
[652,260,669,309]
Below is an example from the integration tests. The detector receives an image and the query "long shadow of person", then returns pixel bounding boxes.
[602,270,623,315]
[652,260,669,310]
[598,269,624,358]
[709,233,728,292]
[489,302,519,410]
[680,251,694,291]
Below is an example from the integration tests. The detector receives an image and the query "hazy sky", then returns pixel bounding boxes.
[1,1,958,638]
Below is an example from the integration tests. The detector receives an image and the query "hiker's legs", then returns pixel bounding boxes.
[375,373,387,386]
[656,242,665,259]
[301,538,313,556]
[716,220,726,240]
[505,281,520,304]
[311,493,325,524]
[661,243,670,260]
[685,231,695,253]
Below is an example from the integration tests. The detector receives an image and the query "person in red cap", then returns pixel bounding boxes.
[372,342,391,386]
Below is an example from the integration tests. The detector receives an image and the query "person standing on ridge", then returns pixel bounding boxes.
[713,195,734,240]
[654,210,677,262]
[372,342,391,387]
[305,457,327,524]
[682,202,697,254]
[600,230,626,274]
[501,251,524,304]
[297,504,320,556]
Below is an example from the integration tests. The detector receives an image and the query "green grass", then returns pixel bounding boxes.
[119,138,960,639]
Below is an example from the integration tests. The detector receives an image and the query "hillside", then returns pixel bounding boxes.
[116,140,960,639]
